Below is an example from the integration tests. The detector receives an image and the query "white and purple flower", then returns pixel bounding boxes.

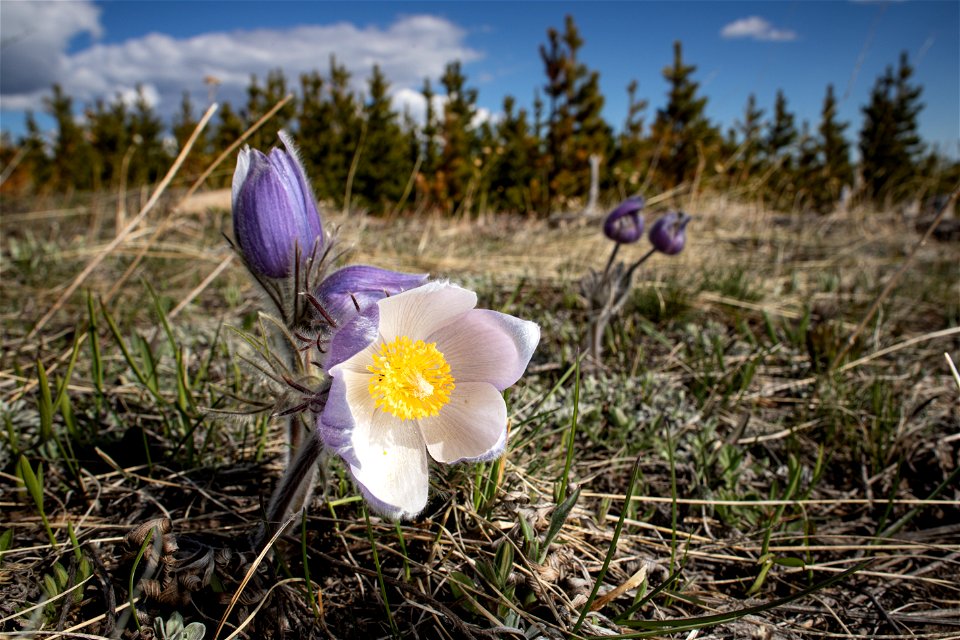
[318,281,540,519]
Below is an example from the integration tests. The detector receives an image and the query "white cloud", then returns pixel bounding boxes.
[1,10,483,123]
[720,16,798,42]
[0,0,102,95]
[391,87,496,131]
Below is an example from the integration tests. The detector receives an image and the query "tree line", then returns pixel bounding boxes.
[1,15,955,215]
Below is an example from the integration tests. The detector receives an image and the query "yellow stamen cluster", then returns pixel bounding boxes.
[367,336,455,420]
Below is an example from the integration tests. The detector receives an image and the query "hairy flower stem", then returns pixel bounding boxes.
[602,242,622,280]
[256,434,322,550]
[589,246,657,366]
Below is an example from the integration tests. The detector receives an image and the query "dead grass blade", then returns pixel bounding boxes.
[26,103,220,341]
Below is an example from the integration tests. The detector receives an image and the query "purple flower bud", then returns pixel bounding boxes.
[232,131,324,279]
[649,211,692,255]
[603,196,645,244]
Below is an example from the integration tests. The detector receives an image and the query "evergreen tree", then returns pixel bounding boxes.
[127,85,167,186]
[171,91,208,179]
[4,111,51,195]
[354,65,410,209]
[414,77,440,208]
[651,41,717,190]
[321,56,361,207]
[764,89,799,208]
[296,70,331,198]
[609,80,649,196]
[244,69,295,152]
[436,60,479,214]
[814,83,852,211]
[765,90,797,164]
[490,95,537,213]
[86,95,128,191]
[214,102,245,187]
[733,93,765,186]
[795,121,820,210]
[859,52,924,203]
[45,84,93,192]
[538,15,612,209]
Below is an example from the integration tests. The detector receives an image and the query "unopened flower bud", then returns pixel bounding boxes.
[649,211,691,255]
[603,196,645,244]
[232,131,324,279]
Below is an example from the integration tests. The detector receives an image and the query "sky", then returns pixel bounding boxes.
[1,1,958,158]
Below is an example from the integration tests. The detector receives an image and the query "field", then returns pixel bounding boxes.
[1,183,958,639]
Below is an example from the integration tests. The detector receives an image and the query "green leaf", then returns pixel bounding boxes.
[495,541,514,588]
[163,611,185,637]
[43,574,59,599]
[0,529,13,565]
[448,571,478,613]
[36,360,54,443]
[17,456,44,509]
[618,562,869,634]
[543,485,580,558]
[181,622,207,640]
[87,292,103,393]
[773,556,805,568]
[52,562,69,588]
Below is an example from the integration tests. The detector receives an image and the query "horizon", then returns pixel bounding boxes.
[1,1,958,158]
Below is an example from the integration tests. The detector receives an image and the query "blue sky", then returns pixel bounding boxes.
[1,1,957,158]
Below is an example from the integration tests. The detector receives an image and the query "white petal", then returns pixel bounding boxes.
[231,147,252,211]
[341,368,377,417]
[335,341,380,376]
[351,408,430,518]
[377,281,476,343]
[418,382,507,464]
[429,309,540,391]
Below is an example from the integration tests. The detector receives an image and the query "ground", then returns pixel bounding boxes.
[1,188,958,639]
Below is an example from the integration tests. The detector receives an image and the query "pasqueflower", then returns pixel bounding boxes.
[603,196,645,244]
[318,281,540,519]
[232,131,324,279]
[648,211,692,255]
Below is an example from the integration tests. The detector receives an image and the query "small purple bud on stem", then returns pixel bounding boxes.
[649,211,691,255]
[603,196,645,244]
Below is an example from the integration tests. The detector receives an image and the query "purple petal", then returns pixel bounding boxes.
[603,196,645,244]
[314,265,429,328]
[272,131,323,246]
[234,160,302,278]
[325,302,381,372]
[649,211,691,255]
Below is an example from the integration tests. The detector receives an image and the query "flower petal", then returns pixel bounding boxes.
[231,147,253,212]
[317,369,368,453]
[234,160,301,278]
[272,132,323,246]
[314,265,429,328]
[376,281,476,343]
[319,368,428,518]
[325,303,381,373]
[418,382,507,464]
[429,309,540,391]
[351,409,430,519]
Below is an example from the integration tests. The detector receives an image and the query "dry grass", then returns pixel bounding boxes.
[1,179,958,639]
